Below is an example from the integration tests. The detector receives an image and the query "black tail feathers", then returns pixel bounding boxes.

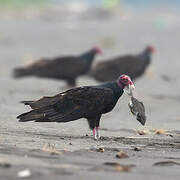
[20,101,34,105]
[17,105,57,122]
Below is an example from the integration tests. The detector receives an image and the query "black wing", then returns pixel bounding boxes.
[90,55,149,82]
[17,86,114,123]
[13,56,88,79]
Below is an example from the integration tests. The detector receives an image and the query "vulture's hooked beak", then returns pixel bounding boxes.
[124,84,135,96]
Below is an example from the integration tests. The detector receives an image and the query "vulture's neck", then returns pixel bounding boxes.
[100,81,124,100]
[139,50,151,61]
[80,50,96,65]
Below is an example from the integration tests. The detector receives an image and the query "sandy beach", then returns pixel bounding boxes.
[0,2,180,179]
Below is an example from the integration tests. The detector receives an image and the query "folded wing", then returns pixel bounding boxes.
[91,55,148,82]
[17,86,114,123]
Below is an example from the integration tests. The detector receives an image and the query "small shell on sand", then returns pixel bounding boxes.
[42,143,62,155]
[137,130,150,135]
[116,151,129,159]
[153,129,166,135]
[18,169,31,178]
[133,147,142,151]
[97,147,105,152]
[137,128,170,136]
[104,162,135,172]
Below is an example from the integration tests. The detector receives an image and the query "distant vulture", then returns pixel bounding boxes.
[13,47,102,86]
[17,75,136,139]
[90,46,155,82]
[128,96,146,126]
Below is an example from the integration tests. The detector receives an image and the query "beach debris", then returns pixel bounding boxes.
[115,151,129,159]
[0,160,11,168]
[97,147,105,152]
[154,129,166,135]
[137,129,150,135]
[18,169,31,178]
[104,162,135,172]
[133,147,142,151]
[166,134,174,137]
[42,143,62,155]
[153,129,173,137]
[128,96,146,126]
[114,165,131,172]
[153,161,180,167]
[136,128,173,137]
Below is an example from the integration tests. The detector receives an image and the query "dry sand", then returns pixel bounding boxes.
[0,6,180,180]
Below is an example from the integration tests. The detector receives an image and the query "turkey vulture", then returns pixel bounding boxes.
[90,46,155,82]
[128,96,146,126]
[13,47,102,86]
[17,74,135,139]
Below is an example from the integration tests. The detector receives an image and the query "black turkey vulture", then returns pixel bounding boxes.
[13,47,102,86]
[128,96,146,126]
[17,74,135,139]
[90,46,155,82]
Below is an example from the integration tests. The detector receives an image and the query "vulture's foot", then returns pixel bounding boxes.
[93,127,100,140]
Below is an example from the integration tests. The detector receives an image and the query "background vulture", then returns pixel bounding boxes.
[13,47,102,86]
[90,46,155,82]
[17,75,136,139]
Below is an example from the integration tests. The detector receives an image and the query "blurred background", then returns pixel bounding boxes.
[0,0,180,134]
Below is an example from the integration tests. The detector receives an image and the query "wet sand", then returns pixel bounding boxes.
[0,6,180,179]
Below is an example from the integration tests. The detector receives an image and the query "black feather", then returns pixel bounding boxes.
[90,46,153,82]
[17,83,123,130]
[13,48,99,86]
